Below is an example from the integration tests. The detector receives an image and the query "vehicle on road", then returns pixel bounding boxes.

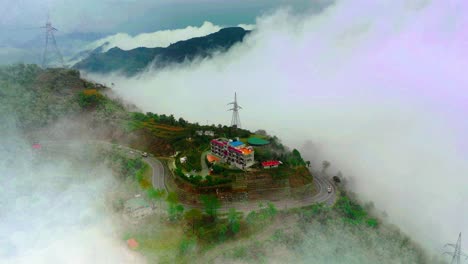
[129,150,134,154]
[327,185,332,193]
[141,152,148,157]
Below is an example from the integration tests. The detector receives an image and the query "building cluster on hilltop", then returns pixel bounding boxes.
[210,138,255,169]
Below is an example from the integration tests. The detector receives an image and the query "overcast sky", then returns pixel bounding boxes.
[0,0,329,43]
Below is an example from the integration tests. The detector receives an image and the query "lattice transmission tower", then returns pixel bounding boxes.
[444,233,468,264]
[228,92,242,128]
[41,15,64,68]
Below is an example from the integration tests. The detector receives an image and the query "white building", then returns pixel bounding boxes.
[204,131,215,137]
[210,138,255,169]
[196,130,215,137]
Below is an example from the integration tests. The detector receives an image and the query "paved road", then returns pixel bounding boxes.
[200,151,210,177]
[39,140,337,212]
[146,156,166,190]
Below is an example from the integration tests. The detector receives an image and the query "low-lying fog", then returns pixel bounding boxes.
[90,0,468,252]
[0,116,144,264]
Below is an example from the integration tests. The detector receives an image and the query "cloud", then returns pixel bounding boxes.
[0,117,145,263]
[86,21,254,52]
[89,0,468,253]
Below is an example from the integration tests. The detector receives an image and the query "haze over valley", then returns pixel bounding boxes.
[1,0,467,263]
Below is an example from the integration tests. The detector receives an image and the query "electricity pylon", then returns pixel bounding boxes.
[444,233,468,264]
[228,92,242,128]
[41,15,64,68]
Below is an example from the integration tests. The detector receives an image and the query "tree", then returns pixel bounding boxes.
[184,208,203,234]
[200,194,220,220]
[255,129,267,136]
[266,202,278,218]
[290,149,305,167]
[174,204,185,220]
[167,191,179,204]
[178,117,188,127]
[228,208,241,235]
[167,203,184,222]
[147,188,166,214]
[322,160,330,173]
[166,192,184,221]
[333,176,341,183]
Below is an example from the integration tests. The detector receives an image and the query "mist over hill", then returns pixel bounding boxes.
[90,0,468,257]
[74,27,249,75]
[0,64,446,263]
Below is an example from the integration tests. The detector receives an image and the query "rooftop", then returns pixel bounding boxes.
[32,143,42,149]
[239,147,253,155]
[206,154,221,163]
[248,137,270,146]
[127,238,139,249]
[229,141,244,147]
[262,160,281,167]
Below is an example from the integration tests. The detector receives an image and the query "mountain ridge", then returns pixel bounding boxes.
[73,27,249,75]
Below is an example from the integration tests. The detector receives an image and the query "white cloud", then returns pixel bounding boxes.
[86,21,254,52]
[0,120,145,263]
[237,24,256,31]
[89,0,468,253]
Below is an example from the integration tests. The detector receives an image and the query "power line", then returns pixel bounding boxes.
[41,14,64,68]
[444,233,468,264]
[228,92,242,129]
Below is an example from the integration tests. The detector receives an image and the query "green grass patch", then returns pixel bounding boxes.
[137,164,152,189]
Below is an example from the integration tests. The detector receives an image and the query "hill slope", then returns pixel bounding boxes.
[73,27,249,75]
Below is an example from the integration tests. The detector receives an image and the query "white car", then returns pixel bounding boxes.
[141,152,148,157]
[327,185,332,193]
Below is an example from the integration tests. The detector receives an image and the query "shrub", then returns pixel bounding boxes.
[77,89,104,108]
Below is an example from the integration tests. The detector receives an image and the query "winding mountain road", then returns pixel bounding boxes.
[39,140,336,213]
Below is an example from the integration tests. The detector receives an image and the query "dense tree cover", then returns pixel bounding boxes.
[227,208,241,234]
[200,194,221,220]
[0,64,128,130]
[147,188,166,217]
[77,89,105,108]
[184,209,203,234]
[166,192,185,221]
[335,194,378,227]
[0,64,79,128]
[132,112,187,127]
[106,148,146,180]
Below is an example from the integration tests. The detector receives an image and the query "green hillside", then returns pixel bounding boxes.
[73,27,249,75]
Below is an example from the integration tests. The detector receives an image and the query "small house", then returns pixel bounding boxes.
[262,160,281,169]
[204,131,215,137]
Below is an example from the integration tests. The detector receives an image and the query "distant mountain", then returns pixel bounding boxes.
[66,43,109,67]
[73,27,249,75]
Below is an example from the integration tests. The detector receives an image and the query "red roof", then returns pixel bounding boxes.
[228,146,242,154]
[262,160,281,167]
[206,154,220,163]
[127,238,139,249]
[32,144,42,149]
[211,139,227,146]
